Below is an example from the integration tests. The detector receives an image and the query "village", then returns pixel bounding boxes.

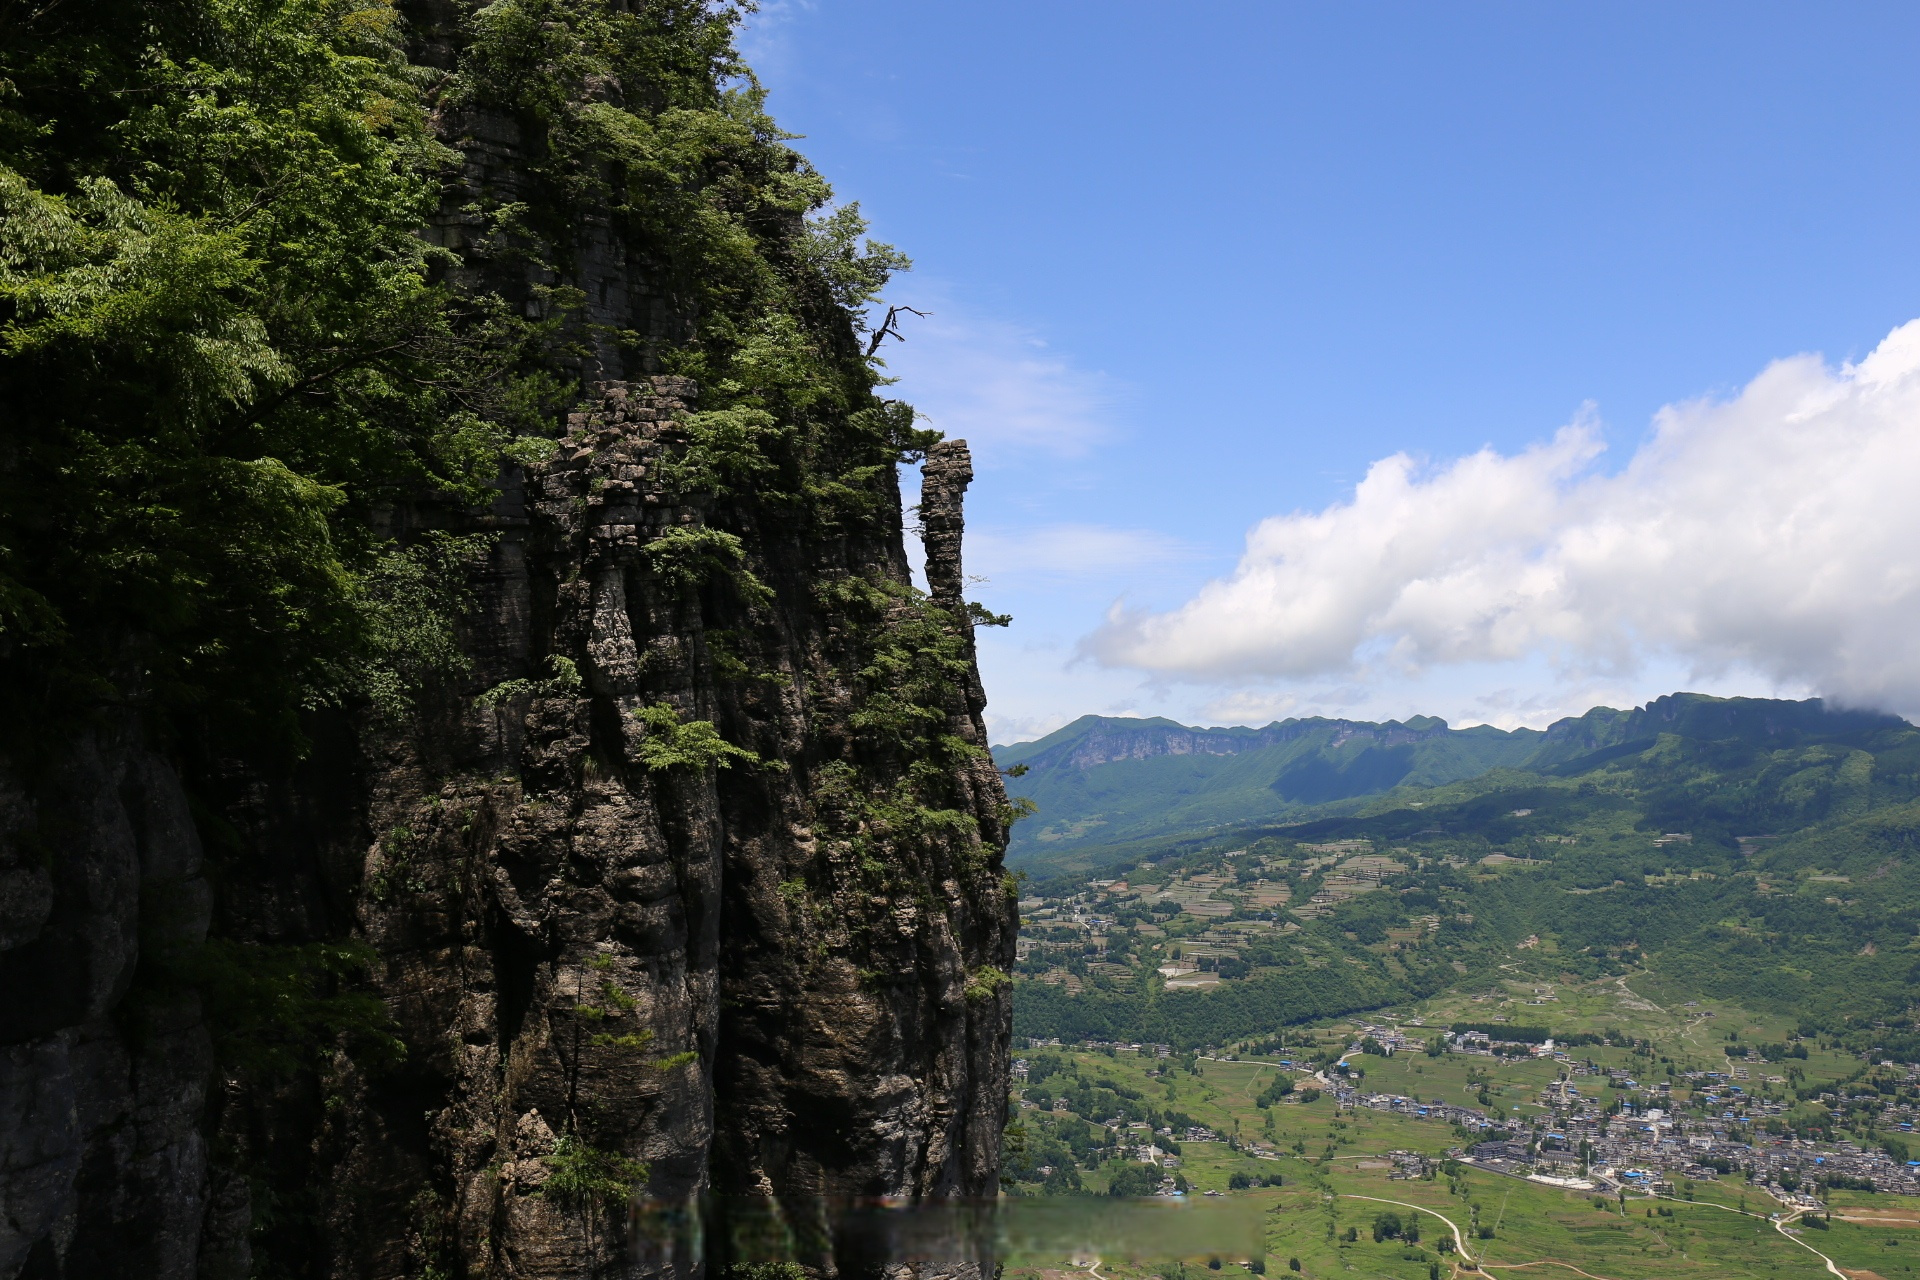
[1010,834,1920,1235]
[1014,1019,1920,1211]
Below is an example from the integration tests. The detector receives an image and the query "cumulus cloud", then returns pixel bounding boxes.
[1088,318,1920,716]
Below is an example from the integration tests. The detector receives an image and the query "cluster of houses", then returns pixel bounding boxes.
[1014,1040,1172,1061]
[1293,1025,1920,1205]
[1330,1084,1499,1134]
[1014,1026,1920,1213]
[1435,1067,1920,1204]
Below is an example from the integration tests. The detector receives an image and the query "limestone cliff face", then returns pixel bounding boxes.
[0,0,1015,1273]
[0,381,1013,1280]
[413,19,1016,1258]
[317,383,1015,1278]
[0,726,222,1279]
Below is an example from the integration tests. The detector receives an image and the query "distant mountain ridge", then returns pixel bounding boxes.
[1523,693,1903,769]
[993,693,1909,866]
[993,711,1478,770]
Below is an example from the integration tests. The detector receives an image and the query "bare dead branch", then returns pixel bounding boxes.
[864,304,929,358]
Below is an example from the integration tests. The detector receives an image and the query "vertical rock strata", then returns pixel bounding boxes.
[0,3,1015,1276]
[0,379,1013,1280]
[0,729,216,1279]
[339,381,1015,1277]
[918,442,975,606]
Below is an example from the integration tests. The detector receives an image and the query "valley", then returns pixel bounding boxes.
[1002,980,1920,1279]
[997,692,1920,1277]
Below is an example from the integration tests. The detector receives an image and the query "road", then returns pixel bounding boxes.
[1310,1047,1362,1091]
[1340,1193,1474,1265]
[1650,1191,1845,1279]
[1771,1207,1847,1279]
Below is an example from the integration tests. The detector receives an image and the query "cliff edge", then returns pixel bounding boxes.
[0,2,1014,1276]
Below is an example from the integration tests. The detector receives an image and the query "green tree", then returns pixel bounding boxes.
[1,0,573,748]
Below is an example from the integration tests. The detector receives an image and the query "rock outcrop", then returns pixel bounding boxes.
[0,1,1015,1272]
[0,378,1013,1279]
[0,728,219,1278]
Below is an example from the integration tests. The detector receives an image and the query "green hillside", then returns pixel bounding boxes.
[1009,692,1920,1054]
[996,694,1907,872]
[996,714,1544,865]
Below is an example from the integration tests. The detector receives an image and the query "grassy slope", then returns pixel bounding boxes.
[1003,723,1543,865]
[1001,694,1915,875]
[1014,707,1920,1051]
[1006,983,1865,1280]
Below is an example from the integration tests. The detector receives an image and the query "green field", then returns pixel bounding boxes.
[1000,694,1920,1276]
[1004,976,1891,1280]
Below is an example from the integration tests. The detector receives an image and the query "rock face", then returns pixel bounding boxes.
[0,2,1015,1273]
[0,380,1014,1279]
[0,728,218,1279]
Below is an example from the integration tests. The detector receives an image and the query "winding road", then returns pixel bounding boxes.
[1649,1192,1846,1279]
[1330,1187,1846,1280]
[1339,1193,1475,1265]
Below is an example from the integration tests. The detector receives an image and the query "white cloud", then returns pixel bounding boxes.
[1194,688,1308,727]
[1088,318,1920,718]
[967,524,1198,579]
[879,296,1120,457]
[983,710,1089,746]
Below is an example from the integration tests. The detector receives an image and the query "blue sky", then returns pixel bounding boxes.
[742,2,1920,743]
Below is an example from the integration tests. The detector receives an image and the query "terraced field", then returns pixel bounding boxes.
[1004,979,1890,1280]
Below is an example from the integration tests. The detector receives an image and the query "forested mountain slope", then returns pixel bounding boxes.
[995,715,1539,862]
[996,694,1905,870]
[1010,692,1920,1055]
[0,4,1012,1278]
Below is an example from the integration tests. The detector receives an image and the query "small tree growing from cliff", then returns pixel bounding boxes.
[538,1133,648,1270]
[543,952,691,1269]
[632,702,762,771]
[558,952,695,1128]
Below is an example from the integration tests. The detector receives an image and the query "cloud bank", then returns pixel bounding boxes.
[1088,319,1920,716]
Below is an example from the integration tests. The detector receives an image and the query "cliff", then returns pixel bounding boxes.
[0,3,1014,1277]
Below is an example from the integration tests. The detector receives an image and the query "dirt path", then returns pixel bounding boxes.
[1652,1192,1846,1279]
[1773,1207,1847,1279]
[1339,1193,1473,1263]
[1334,1187,1835,1280]
[1612,975,1663,1013]
[1480,1262,1626,1280]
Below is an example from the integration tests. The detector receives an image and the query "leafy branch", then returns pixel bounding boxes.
[965,600,1012,628]
[538,1134,647,1213]
[642,526,771,603]
[474,653,582,708]
[631,702,765,772]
